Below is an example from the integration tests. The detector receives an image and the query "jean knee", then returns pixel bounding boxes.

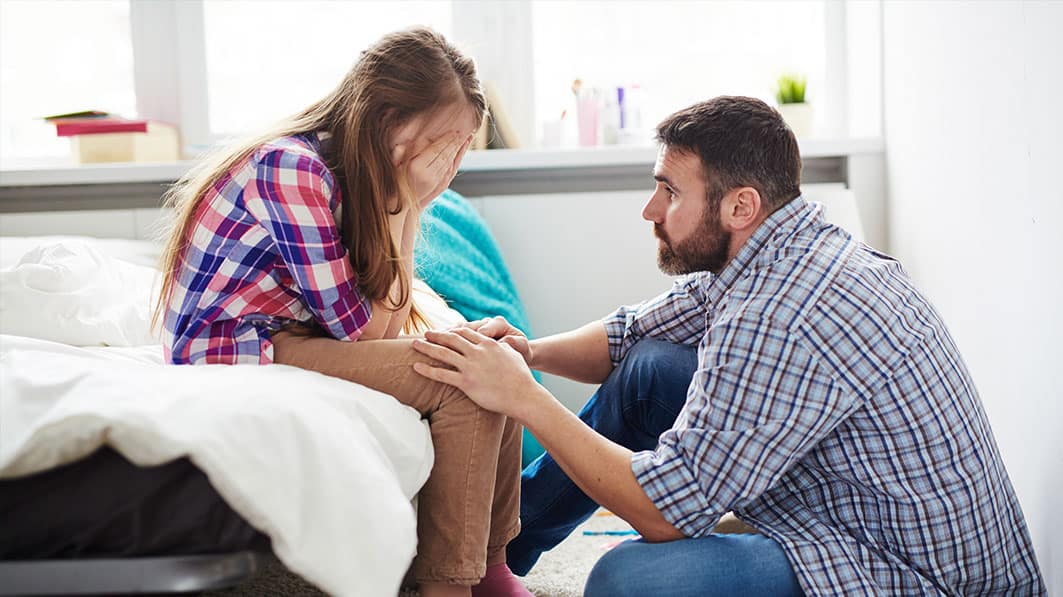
[606,339,695,416]
[584,541,643,597]
[622,338,695,379]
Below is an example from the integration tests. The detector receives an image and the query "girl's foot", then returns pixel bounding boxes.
[471,563,533,597]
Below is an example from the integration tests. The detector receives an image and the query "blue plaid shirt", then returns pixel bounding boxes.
[607,197,1045,595]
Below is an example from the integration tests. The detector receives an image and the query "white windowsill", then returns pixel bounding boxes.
[0,138,884,188]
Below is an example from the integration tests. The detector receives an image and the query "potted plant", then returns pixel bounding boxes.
[775,73,813,137]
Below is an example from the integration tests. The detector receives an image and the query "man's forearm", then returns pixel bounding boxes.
[528,321,613,384]
[517,385,684,542]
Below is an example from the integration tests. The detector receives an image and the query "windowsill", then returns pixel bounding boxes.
[0,137,884,187]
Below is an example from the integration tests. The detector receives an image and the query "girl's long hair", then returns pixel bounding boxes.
[152,27,486,335]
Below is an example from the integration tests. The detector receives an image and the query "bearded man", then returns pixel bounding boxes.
[412,96,1045,596]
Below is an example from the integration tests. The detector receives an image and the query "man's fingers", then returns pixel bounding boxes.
[452,326,487,344]
[424,329,477,353]
[411,337,463,366]
[412,362,463,386]
[479,316,514,338]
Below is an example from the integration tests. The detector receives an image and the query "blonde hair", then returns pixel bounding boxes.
[152,27,486,335]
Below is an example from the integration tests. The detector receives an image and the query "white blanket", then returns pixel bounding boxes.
[0,238,463,596]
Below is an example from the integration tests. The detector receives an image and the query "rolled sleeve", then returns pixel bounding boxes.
[632,313,861,535]
[603,274,709,366]
[248,147,371,341]
[632,444,719,536]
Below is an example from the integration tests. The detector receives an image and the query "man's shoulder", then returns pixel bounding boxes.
[740,230,909,327]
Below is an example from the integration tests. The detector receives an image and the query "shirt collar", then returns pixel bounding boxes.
[702,195,816,306]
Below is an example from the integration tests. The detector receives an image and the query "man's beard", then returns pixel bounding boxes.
[655,207,731,275]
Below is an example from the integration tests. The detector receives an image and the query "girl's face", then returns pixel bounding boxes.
[390,101,480,169]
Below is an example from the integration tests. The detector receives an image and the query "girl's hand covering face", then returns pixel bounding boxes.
[393,131,474,210]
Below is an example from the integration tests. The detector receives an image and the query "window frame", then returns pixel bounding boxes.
[126,0,861,154]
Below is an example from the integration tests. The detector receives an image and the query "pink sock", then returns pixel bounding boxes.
[471,562,533,597]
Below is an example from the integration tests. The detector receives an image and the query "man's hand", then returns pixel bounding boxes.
[411,328,543,420]
[461,316,532,365]
[393,132,473,210]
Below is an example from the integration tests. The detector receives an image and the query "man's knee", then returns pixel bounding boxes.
[605,338,697,406]
[615,339,696,383]
[583,541,643,597]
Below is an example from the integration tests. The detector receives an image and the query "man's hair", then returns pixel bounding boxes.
[656,96,801,212]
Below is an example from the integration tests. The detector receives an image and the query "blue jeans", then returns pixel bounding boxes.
[508,338,696,574]
[506,339,803,595]
[584,534,804,597]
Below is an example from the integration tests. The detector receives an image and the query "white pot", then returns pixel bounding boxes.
[777,102,814,138]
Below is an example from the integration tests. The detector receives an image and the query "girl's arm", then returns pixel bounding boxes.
[357,207,412,340]
[359,131,471,339]
[382,207,419,338]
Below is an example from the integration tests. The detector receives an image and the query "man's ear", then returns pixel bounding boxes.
[720,187,763,232]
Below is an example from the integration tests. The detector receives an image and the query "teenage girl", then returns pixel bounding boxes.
[154,27,529,597]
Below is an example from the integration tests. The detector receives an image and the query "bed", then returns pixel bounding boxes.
[0,234,469,596]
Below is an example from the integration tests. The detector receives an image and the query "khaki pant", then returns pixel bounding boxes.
[272,331,522,585]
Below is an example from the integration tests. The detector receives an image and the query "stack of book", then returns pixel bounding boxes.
[45,111,180,164]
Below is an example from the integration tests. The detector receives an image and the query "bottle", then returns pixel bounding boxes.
[601,88,620,145]
[618,84,646,146]
[576,84,601,147]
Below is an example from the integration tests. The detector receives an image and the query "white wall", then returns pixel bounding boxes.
[883,1,1062,590]
[478,190,673,411]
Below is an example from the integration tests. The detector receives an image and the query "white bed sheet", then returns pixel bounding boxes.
[0,236,460,596]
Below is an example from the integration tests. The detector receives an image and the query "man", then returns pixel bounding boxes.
[412,96,1045,595]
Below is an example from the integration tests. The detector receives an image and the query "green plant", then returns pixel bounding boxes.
[776,74,807,104]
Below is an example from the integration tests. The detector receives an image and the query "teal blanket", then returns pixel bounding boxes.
[415,190,545,466]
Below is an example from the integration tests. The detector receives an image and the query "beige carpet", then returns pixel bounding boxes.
[519,509,634,597]
[206,509,630,597]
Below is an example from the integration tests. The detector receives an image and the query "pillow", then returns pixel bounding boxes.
[0,240,160,346]
[0,241,160,347]
[0,238,467,349]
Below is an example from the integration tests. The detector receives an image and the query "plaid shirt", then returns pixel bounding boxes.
[607,197,1045,595]
[163,134,370,364]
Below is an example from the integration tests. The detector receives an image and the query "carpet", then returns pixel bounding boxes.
[205,509,630,597]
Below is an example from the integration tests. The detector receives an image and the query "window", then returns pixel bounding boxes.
[0,0,136,165]
[530,0,826,145]
[0,0,877,164]
[202,0,452,137]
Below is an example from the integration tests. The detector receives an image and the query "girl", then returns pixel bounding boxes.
[154,27,529,597]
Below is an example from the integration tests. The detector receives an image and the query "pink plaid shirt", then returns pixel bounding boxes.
[162,134,371,364]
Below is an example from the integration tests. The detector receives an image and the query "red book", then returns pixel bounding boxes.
[54,119,149,137]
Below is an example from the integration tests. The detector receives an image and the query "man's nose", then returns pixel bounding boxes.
[642,192,662,223]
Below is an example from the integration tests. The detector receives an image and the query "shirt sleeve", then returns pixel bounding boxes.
[603,274,710,366]
[248,147,371,341]
[631,313,861,537]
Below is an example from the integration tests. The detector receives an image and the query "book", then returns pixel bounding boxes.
[54,119,149,137]
[42,110,110,121]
